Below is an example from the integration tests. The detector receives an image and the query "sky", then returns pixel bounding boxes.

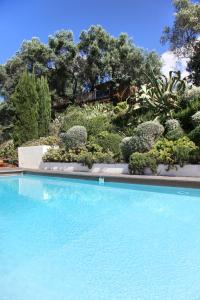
[0,0,198,75]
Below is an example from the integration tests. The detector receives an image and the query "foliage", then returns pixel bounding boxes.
[191,111,200,126]
[76,151,94,169]
[174,96,200,131]
[85,115,111,136]
[165,127,185,141]
[161,0,200,56]
[120,137,133,162]
[43,146,114,168]
[188,125,200,146]
[165,119,181,131]
[0,26,161,105]
[59,106,86,132]
[120,121,164,162]
[136,121,164,140]
[12,71,39,146]
[187,41,200,86]
[37,76,51,137]
[60,126,87,150]
[0,140,17,164]
[150,137,197,167]
[130,70,186,116]
[182,86,200,104]
[22,136,59,147]
[129,152,157,175]
[93,151,114,164]
[91,131,122,156]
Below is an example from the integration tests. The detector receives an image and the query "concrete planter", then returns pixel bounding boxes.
[18,145,51,170]
[144,164,200,177]
[18,146,200,177]
[42,162,129,175]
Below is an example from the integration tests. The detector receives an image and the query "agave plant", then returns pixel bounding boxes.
[130,70,186,116]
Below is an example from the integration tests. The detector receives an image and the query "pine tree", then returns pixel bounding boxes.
[12,71,39,146]
[37,76,51,137]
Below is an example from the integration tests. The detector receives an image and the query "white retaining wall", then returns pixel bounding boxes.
[42,162,129,174]
[18,146,200,177]
[18,145,51,169]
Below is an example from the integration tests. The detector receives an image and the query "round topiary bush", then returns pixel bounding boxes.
[165,119,181,132]
[136,121,164,140]
[60,126,87,150]
[191,111,200,127]
[120,121,164,162]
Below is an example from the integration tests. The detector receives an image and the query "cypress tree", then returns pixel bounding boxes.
[12,71,39,146]
[37,76,51,137]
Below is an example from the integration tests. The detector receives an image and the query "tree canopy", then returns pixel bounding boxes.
[0,26,162,105]
[161,0,200,56]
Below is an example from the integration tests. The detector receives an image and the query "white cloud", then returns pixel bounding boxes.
[161,51,189,78]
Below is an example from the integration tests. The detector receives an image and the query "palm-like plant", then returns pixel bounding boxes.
[130,70,186,116]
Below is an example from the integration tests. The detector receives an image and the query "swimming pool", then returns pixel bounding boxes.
[1,174,200,300]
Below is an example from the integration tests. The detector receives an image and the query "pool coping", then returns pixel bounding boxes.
[1,168,200,189]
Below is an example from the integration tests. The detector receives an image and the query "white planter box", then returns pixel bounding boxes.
[145,164,200,177]
[18,146,200,177]
[18,145,51,170]
[42,162,129,174]
[42,162,89,172]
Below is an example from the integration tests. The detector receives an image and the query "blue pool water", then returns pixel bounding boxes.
[1,175,200,300]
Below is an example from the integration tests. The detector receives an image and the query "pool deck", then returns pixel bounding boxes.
[0,167,200,189]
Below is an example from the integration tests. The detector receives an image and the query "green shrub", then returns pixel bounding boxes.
[165,128,185,141]
[188,125,200,146]
[174,97,200,132]
[43,148,66,162]
[85,115,111,136]
[93,131,122,155]
[120,137,133,162]
[120,121,164,162]
[93,151,114,164]
[76,151,93,169]
[0,140,17,164]
[136,121,164,139]
[60,126,87,150]
[129,152,157,175]
[60,106,86,132]
[191,111,200,127]
[150,137,197,167]
[165,119,180,131]
[22,136,59,147]
[182,86,200,104]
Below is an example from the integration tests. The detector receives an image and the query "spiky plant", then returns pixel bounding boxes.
[130,70,186,117]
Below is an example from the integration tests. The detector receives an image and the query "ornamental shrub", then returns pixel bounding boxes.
[93,131,122,155]
[136,121,164,140]
[22,136,59,147]
[165,128,185,141]
[85,115,111,136]
[77,151,93,169]
[165,119,180,132]
[60,126,87,150]
[191,111,200,127]
[188,126,200,146]
[120,137,133,162]
[43,148,65,162]
[129,152,157,175]
[93,151,114,164]
[0,140,17,164]
[150,137,197,167]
